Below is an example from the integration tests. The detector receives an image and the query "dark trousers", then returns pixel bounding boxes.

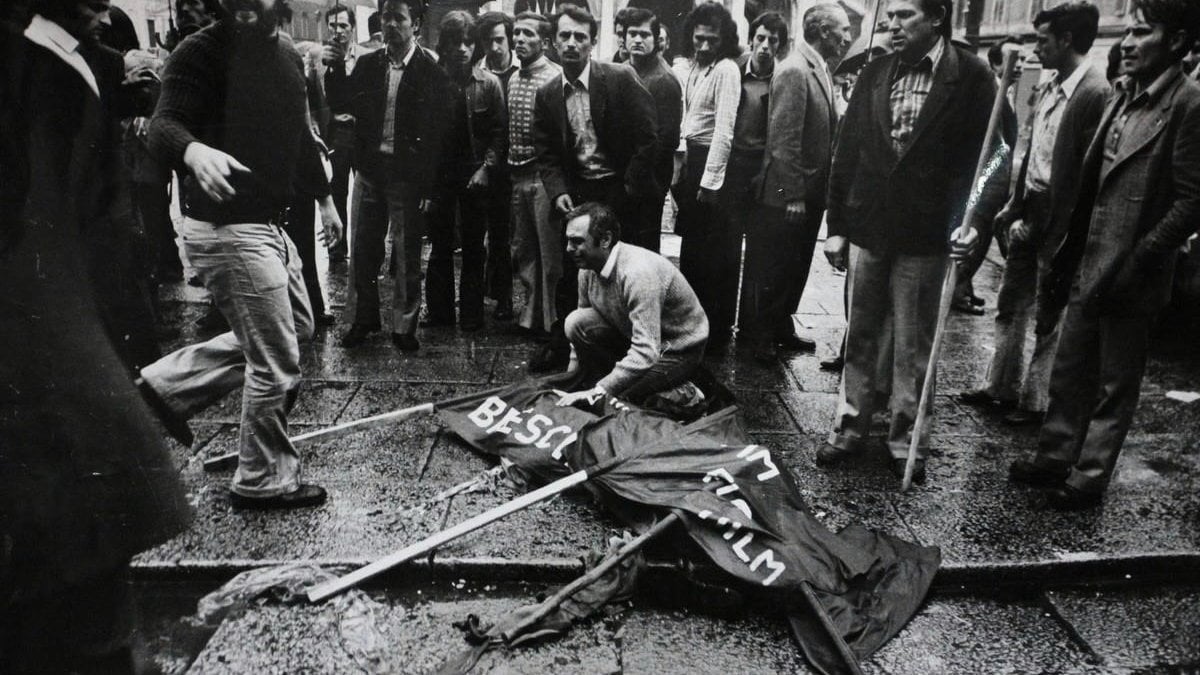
[485,172,514,309]
[327,119,354,259]
[427,181,488,325]
[1034,303,1151,494]
[134,179,180,280]
[283,196,327,317]
[675,142,740,343]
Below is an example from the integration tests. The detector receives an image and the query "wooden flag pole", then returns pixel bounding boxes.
[902,45,1021,491]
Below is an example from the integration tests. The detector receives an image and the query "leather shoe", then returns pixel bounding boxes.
[315,312,337,327]
[819,355,844,372]
[956,390,1016,411]
[493,303,515,322]
[1045,484,1103,511]
[391,333,420,352]
[777,333,816,352]
[460,317,484,332]
[340,323,378,348]
[1008,459,1068,488]
[951,298,985,315]
[529,344,569,373]
[135,377,194,447]
[969,293,985,307]
[230,484,328,510]
[419,316,454,328]
[890,458,926,484]
[815,442,859,468]
[1003,409,1043,427]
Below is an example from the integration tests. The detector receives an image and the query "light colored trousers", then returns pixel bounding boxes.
[510,166,561,333]
[829,245,946,459]
[141,219,314,497]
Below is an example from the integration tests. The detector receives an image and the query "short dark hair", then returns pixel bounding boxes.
[437,9,476,56]
[514,10,552,41]
[1132,0,1200,60]
[551,3,598,39]
[1032,2,1099,53]
[475,11,513,56]
[567,202,621,244]
[987,34,1022,66]
[614,6,634,30]
[682,2,740,60]
[622,7,659,39]
[916,0,953,40]
[325,4,355,26]
[749,11,788,51]
[379,0,424,22]
[367,10,380,34]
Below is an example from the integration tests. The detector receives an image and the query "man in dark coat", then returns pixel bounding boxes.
[1,5,190,671]
[1011,0,1200,510]
[818,0,994,483]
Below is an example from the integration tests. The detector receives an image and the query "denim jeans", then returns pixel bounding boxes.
[141,219,314,497]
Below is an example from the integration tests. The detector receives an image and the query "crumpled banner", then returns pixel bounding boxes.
[193,563,390,674]
[436,532,644,674]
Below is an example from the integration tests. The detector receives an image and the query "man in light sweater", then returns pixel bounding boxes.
[556,202,709,407]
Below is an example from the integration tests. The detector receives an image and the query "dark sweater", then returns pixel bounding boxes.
[149,22,325,224]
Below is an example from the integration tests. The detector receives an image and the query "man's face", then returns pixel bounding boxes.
[818,9,853,61]
[1121,9,1183,82]
[1183,41,1200,72]
[486,23,510,63]
[657,24,670,53]
[565,216,608,271]
[381,0,417,51]
[692,23,722,65]
[226,0,279,37]
[555,15,594,69]
[626,20,656,59]
[615,24,628,56]
[513,18,544,63]
[749,24,780,70]
[886,0,941,61]
[327,9,353,47]
[180,0,213,27]
[68,0,111,45]
[1033,23,1068,71]
[443,36,473,73]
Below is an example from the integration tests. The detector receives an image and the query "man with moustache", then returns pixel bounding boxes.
[529,3,659,373]
[138,0,341,510]
[341,0,450,352]
[1012,0,1200,510]
[554,202,708,407]
[424,11,506,331]
[623,6,682,252]
[818,0,993,483]
[508,11,563,339]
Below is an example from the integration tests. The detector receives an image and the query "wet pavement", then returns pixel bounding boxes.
[134,232,1200,672]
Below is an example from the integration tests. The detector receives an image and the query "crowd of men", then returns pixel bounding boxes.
[3,0,1200,667]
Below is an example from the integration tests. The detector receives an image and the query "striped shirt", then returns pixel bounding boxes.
[1025,63,1092,192]
[507,54,562,168]
[889,37,945,154]
[681,57,741,190]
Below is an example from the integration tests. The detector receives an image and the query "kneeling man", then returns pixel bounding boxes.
[556,202,708,407]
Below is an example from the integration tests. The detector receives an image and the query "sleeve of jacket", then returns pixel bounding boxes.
[418,67,453,199]
[1133,94,1200,263]
[534,82,568,200]
[825,62,873,237]
[654,70,683,158]
[621,67,660,195]
[762,60,809,207]
[952,63,999,230]
[485,76,507,169]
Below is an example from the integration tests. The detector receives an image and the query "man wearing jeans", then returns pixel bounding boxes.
[139,0,342,509]
[555,202,708,407]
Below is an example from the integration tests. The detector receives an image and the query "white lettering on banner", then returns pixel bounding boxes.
[467,396,507,428]
[736,445,780,481]
[512,414,553,444]
[465,396,584,465]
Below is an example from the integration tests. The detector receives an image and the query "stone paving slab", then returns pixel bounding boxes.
[1047,585,1200,670]
[619,607,812,674]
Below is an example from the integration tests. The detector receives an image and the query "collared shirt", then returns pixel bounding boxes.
[1026,62,1093,192]
[24,14,99,98]
[563,62,615,181]
[343,43,364,76]
[1103,65,1180,174]
[379,42,417,155]
[732,58,771,152]
[889,37,945,153]
[681,57,741,190]
[508,54,562,168]
[486,57,520,93]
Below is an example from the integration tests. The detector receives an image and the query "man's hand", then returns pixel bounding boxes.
[554,193,575,213]
[784,200,806,225]
[1008,220,1030,245]
[697,187,719,205]
[419,198,435,214]
[950,225,980,262]
[317,196,344,247]
[183,142,250,203]
[824,235,849,271]
[122,66,157,89]
[467,166,490,191]
[556,385,606,408]
[320,44,344,65]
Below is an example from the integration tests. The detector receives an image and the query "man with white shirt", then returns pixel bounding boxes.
[959,3,1108,427]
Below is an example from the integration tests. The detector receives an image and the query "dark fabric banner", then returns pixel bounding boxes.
[438,381,941,673]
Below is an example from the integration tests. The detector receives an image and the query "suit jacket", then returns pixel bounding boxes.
[1053,67,1200,316]
[533,61,659,201]
[827,42,997,255]
[322,43,373,118]
[346,45,451,197]
[631,54,682,187]
[1011,64,1109,254]
[759,42,836,210]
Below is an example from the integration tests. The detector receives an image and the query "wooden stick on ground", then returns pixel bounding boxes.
[902,46,1023,491]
